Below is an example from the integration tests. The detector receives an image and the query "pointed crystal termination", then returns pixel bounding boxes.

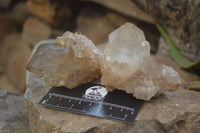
[101,23,181,100]
[27,32,102,89]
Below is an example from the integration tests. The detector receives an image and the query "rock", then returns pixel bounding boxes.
[132,0,200,61]
[0,0,12,9]
[0,88,30,133]
[27,0,75,30]
[27,0,56,23]
[0,15,17,72]
[76,5,131,45]
[0,34,32,93]
[0,15,17,42]
[4,2,30,24]
[76,3,159,52]
[85,0,154,23]
[101,23,180,100]
[53,3,74,31]
[0,74,18,94]
[22,17,51,47]
[24,55,200,133]
[157,37,171,57]
[27,32,102,89]
[76,8,115,45]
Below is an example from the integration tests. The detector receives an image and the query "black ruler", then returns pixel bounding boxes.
[38,83,143,124]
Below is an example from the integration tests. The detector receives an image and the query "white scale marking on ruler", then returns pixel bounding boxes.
[39,85,144,124]
[49,93,52,98]
[51,93,135,112]
[96,103,103,113]
[42,92,136,122]
[123,114,128,120]
[44,102,130,121]
[69,104,74,109]
[42,100,46,104]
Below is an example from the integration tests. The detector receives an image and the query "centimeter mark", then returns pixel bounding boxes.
[40,92,138,124]
[39,85,144,124]
[43,102,131,121]
[48,92,135,112]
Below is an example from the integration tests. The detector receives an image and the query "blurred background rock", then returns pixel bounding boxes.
[132,0,200,61]
[0,0,199,132]
[0,0,161,94]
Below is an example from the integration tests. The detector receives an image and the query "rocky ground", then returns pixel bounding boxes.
[0,0,199,132]
[0,88,30,133]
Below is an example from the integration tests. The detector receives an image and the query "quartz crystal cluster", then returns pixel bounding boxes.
[27,23,181,100]
[101,23,181,100]
[26,32,102,89]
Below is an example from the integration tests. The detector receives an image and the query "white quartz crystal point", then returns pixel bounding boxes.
[102,22,150,86]
[104,23,150,79]
[101,23,181,100]
[27,32,102,89]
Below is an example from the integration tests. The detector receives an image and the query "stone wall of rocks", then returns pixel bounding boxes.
[0,0,160,94]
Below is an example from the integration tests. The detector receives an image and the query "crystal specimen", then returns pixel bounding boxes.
[101,23,181,100]
[27,32,102,88]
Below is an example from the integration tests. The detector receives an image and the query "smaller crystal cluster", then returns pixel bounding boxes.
[27,32,102,89]
[27,23,181,100]
[101,23,181,100]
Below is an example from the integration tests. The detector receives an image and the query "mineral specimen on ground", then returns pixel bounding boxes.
[101,23,181,100]
[25,57,200,133]
[26,32,102,88]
